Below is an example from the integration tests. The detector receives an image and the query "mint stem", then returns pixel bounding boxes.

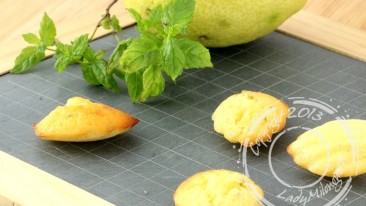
[89,0,119,41]
[46,48,57,52]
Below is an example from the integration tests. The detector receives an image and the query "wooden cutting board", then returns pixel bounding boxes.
[278,0,366,62]
[0,151,115,206]
[1,0,365,74]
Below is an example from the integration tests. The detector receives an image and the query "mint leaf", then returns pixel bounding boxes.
[146,5,163,28]
[11,45,45,73]
[129,6,164,36]
[22,33,40,45]
[141,65,165,100]
[82,46,97,62]
[81,47,103,85]
[127,9,143,27]
[176,38,213,69]
[162,0,195,32]
[13,46,37,65]
[71,34,89,59]
[110,15,122,32]
[54,56,73,73]
[108,39,131,70]
[162,38,185,81]
[101,16,111,30]
[81,63,100,85]
[113,69,125,80]
[39,13,56,46]
[91,59,119,93]
[54,35,89,72]
[95,50,106,60]
[101,15,122,33]
[81,47,118,92]
[125,72,143,102]
[145,5,165,38]
[120,35,161,73]
[54,42,73,72]
[55,41,71,55]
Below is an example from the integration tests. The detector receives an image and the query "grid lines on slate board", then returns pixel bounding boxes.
[1,25,366,206]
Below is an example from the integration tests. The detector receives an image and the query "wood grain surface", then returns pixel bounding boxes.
[0,194,21,206]
[278,0,366,62]
[0,151,115,206]
[304,0,366,30]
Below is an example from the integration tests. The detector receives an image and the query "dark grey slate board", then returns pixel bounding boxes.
[1,26,366,206]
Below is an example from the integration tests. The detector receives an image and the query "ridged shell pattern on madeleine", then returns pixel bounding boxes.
[288,119,366,177]
[33,97,139,142]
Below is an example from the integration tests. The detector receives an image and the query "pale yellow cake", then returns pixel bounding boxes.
[212,91,289,147]
[33,97,139,142]
[288,119,366,177]
[174,169,263,206]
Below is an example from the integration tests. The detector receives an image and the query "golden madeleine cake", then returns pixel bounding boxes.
[174,169,263,206]
[288,119,366,177]
[212,91,289,147]
[33,97,139,142]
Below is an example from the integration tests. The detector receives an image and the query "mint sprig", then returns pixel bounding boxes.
[11,13,55,73]
[11,0,213,102]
